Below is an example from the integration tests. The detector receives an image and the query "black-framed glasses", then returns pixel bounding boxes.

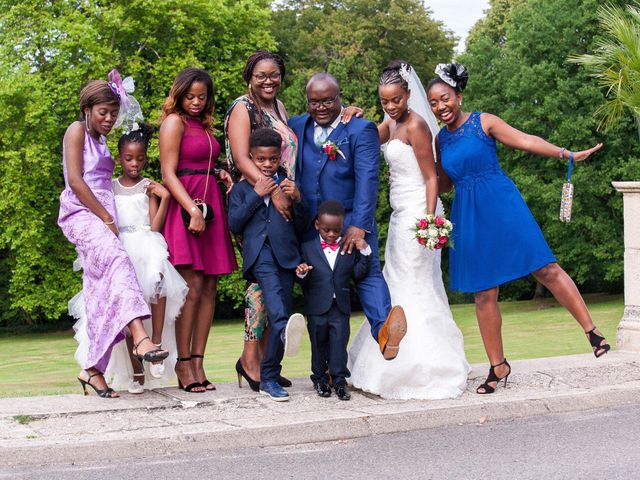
[252,72,281,82]
[307,94,341,110]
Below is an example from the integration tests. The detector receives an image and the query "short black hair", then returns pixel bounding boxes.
[317,200,345,219]
[249,128,282,151]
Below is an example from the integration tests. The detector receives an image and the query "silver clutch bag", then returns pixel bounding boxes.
[559,152,574,223]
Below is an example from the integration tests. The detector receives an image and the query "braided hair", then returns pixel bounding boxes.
[243,50,287,125]
[378,60,411,91]
[117,122,155,154]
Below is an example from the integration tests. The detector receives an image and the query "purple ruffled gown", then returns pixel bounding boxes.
[58,126,150,373]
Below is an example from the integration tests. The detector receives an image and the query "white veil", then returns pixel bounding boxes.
[405,67,440,157]
[383,66,441,157]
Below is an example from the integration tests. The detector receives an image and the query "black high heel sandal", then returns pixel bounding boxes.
[235,358,260,392]
[476,359,511,395]
[277,375,292,388]
[132,336,169,366]
[176,357,205,393]
[77,371,118,398]
[586,327,611,358]
[191,354,216,390]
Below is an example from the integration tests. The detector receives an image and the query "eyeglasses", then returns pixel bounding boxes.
[252,72,281,82]
[307,94,341,110]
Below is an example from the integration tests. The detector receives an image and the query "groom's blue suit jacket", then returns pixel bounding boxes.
[288,114,381,234]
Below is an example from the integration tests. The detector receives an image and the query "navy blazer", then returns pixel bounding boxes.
[297,238,371,316]
[288,114,381,233]
[228,180,309,281]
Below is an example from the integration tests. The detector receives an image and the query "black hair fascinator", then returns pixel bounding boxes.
[434,64,469,92]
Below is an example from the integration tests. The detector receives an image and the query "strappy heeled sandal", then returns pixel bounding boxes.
[176,357,205,393]
[132,336,169,366]
[476,359,511,395]
[586,327,611,358]
[191,354,216,390]
[77,371,118,398]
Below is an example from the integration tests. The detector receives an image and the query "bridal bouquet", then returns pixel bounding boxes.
[414,214,453,250]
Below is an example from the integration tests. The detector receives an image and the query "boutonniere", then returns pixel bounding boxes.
[322,140,346,160]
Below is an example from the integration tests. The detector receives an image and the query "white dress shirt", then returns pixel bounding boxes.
[313,108,343,145]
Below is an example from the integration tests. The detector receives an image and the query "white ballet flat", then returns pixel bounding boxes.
[149,362,165,379]
[127,380,144,394]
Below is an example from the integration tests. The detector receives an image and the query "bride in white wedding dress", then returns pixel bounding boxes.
[347,61,469,399]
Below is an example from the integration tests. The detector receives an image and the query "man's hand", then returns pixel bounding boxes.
[271,188,293,221]
[340,225,366,255]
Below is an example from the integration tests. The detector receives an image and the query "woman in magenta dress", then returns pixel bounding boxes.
[160,67,237,392]
[60,79,169,398]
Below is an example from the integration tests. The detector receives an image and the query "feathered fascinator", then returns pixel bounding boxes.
[108,69,144,133]
[434,64,469,92]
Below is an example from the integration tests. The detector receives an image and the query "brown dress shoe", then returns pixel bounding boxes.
[377,305,407,360]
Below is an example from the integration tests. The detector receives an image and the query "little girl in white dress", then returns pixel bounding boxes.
[103,123,187,392]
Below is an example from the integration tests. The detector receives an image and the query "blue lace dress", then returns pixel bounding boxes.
[438,112,556,292]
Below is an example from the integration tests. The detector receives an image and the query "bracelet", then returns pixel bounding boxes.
[104,218,115,225]
[559,148,565,159]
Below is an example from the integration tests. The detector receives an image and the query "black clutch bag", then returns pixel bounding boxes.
[181,201,214,225]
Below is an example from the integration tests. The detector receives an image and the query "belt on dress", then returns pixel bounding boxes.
[176,168,220,177]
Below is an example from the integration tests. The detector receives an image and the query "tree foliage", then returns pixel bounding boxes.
[0,0,275,326]
[272,0,455,120]
[459,0,640,299]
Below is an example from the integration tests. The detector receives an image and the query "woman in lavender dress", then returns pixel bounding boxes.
[59,80,169,398]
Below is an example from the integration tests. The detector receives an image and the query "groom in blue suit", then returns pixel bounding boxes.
[288,73,407,360]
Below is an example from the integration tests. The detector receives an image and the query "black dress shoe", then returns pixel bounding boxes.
[314,381,331,398]
[277,375,292,388]
[335,384,351,401]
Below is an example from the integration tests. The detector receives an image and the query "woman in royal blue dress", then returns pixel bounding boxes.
[427,64,610,394]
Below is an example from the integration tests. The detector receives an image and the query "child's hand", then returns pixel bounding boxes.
[280,178,301,202]
[146,180,170,200]
[296,263,313,276]
[106,222,119,236]
[254,175,277,197]
[354,238,369,251]
[219,169,234,192]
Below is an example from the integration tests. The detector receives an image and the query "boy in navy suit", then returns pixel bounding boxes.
[296,200,371,400]
[228,128,308,402]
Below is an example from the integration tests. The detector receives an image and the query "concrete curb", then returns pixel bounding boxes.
[1,352,639,467]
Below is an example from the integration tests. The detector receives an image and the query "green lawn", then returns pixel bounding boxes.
[0,294,623,397]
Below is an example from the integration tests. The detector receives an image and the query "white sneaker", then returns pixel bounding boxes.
[284,313,306,357]
[149,361,165,379]
[127,380,144,394]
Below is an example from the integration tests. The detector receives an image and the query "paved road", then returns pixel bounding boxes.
[4,405,638,480]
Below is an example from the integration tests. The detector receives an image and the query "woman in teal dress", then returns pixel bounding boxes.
[427,64,610,394]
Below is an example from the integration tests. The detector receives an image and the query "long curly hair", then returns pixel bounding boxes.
[160,67,215,132]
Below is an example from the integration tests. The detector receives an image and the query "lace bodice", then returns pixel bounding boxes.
[112,178,151,232]
[437,112,504,186]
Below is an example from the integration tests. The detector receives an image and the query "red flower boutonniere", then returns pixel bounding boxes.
[322,140,346,161]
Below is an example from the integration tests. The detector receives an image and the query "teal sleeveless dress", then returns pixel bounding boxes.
[438,112,556,292]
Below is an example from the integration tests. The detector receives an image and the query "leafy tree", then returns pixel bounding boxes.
[273,0,456,119]
[458,0,640,300]
[0,0,275,326]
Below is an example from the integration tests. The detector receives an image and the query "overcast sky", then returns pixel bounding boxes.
[427,0,491,53]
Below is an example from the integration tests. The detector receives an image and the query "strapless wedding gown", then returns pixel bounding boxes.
[347,140,469,399]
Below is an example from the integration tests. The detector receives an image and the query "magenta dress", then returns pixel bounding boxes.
[163,117,237,274]
[58,125,150,373]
